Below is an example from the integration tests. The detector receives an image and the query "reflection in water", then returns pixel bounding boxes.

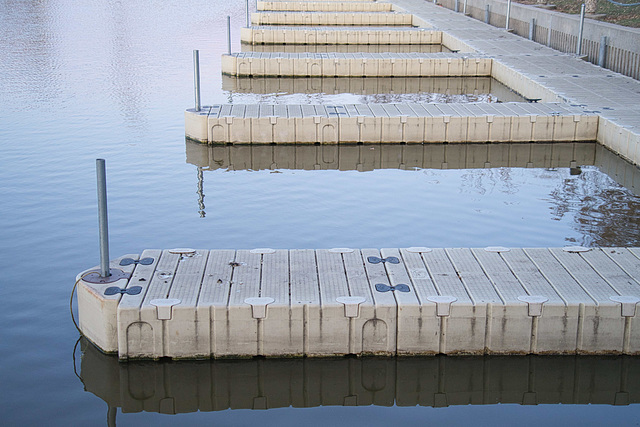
[222,76,525,104]
[242,43,451,54]
[185,142,640,247]
[80,338,640,419]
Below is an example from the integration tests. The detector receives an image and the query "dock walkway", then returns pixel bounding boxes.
[78,247,640,359]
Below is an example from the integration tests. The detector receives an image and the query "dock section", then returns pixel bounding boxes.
[185,102,597,144]
[251,11,414,26]
[77,247,640,360]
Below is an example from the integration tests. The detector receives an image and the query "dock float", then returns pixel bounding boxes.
[77,247,640,360]
[221,52,491,77]
[257,1,394,12]
[240,26,440,44]
[185,102,597,144]
[251,11,414,26]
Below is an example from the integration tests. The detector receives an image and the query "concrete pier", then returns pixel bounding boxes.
[77,247,640,359]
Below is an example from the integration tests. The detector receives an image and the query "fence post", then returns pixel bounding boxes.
[529,18,536,40]
[485,4,490,24]
[598,35,607,67]
[576,3,585,56]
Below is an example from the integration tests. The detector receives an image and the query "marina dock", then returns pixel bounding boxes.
[77,247,640,359]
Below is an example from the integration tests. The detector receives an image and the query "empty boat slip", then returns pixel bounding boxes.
[76,247,640,360]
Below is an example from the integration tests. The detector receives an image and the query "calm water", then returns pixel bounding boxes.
[2,0,640,425]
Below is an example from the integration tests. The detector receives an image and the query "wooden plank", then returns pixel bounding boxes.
[261,250,290,304]
[524,248,594,305]
[315,249,349,304]
[446,248,503,304]
[290,249,320,305]
[228,250,262,305]
[500,249,564,304]
[142,251,182,305]
[421,248,472,303]
[471,249,525,303]
[198,249,236,306]
[168,250,209,306]
[549,248,618,302]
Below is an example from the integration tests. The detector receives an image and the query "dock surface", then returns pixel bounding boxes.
[78,247,640,359]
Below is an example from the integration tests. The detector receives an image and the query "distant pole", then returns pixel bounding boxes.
[455,0,459,12]
[96,159,110,278]
[529,18,536,40]
[485,5,490,24]
[227,16,232,55]
[576,3,586,56]
[193,50,201,112]
[246,0,250,27]
[463,0,468,14]
[598,35,607,67]
[505,0,511,30]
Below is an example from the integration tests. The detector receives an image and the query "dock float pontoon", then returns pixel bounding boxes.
[77,247,640,360]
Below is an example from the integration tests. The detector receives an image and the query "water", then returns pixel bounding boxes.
[1,0,640,425]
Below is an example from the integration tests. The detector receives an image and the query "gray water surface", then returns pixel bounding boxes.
[2,0,640,425]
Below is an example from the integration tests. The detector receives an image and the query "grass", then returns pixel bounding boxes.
[514,0,640,28]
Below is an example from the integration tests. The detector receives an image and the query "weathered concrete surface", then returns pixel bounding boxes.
[77,247,640,359]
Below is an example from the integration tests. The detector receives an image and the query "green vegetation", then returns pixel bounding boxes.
[515,0,640,28]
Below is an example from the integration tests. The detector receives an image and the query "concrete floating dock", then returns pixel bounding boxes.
[82,342,640,412]
[221,52,491,77]
[77,247,640,360]
[251,11,414,26]
[257,1,394,12]
[240,26,440,45]
[185,102,597,144]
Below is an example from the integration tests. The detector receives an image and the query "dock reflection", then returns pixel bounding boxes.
[80,338,640,415]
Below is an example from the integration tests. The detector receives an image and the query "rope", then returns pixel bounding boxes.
[70,271,93,335]
[604,0,640,6]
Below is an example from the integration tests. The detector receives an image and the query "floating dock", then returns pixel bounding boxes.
[240,26,440,44]
[185,102,597,144]
[77,247,640,360]
[251,11,414,26]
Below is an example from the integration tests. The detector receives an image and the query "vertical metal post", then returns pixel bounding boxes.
[433,0,437,4]
[505,0,512,30]
[547,22,552,47]
[577,3,586,56]
[529,18,536,40]
[96,159,110,278]
[598,35,607,67]
[463,0,468,14]
[485,5,490,24]
[455,0,459,12]
[227,15,231,55]
[193,50,201,112]
[246,0,250,27]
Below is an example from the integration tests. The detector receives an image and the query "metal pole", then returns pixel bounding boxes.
[193,50,201,112]
[547,23,552,47]
[505,0,511,30]
[463,0,468,14]
[96,159,110,278]
[598,35,607,67]
[455,0,459,12]
[485,5,490,24]
[529,18,536,40]
[577,3,585,56]
[246,0,250,27]
[227,15,231,55]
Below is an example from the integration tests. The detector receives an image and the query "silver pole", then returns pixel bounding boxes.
[463,0,468,14]
[455,0,459,12]
[96,159,110,278]
[505,0,511,30]
[598,35,607,67]
[485,5,490,24]
[246,0,250,27]
[529,18,536,40]
[577,3,585,56]
[227,16,231,55]
[193,50,201,112]
[547,23,552,47]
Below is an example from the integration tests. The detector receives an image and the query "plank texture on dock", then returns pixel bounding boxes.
[77,247,640,359]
